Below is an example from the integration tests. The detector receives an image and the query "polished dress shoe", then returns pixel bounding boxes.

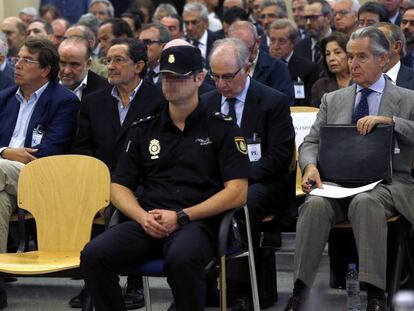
[232,297,253,311]
[366,298,387,311]
[124,282,145,310]
[69,288,85,308]
[283,296,303,311]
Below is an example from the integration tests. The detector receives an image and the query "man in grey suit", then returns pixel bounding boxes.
[284,27,414,311]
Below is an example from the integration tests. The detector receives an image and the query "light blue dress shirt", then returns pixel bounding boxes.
[220,77,251,127]
[354,75,386,116]
[111,80,143,125]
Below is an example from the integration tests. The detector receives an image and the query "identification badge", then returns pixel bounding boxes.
[294,78,305,99]
[247,134,261,162]
[31,125,44,147]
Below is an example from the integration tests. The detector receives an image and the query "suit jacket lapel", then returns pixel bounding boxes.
[26,83,52,136]
[2,94,20,145]
[331,85,356,124]
[378,81,401,117]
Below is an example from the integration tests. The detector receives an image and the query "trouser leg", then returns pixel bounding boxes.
[294,195,347,287]
[348,184,395,290]
[0,160,24,253]
[81,221,160,311]
[164,221,216,311]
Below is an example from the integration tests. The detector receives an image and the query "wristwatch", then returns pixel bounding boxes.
[176,209,190,227]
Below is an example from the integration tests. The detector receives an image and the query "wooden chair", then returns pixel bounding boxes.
[0,155,110,293]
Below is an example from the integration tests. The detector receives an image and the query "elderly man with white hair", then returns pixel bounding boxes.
[333,0,360,36]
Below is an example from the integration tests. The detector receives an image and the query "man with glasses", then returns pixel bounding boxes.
[292,0,309,39]
[357,2,388,29]
[0,37,78,307]
[81,42,249,311]
[203,37,294,311]
[182,2,223,68]
[228,21,294,101]
[139,24,171,85]
[73,38,166,310]
[294,0,333,76]
[333,0,359,36]
[269,19,319,106]
[58,36,109,100]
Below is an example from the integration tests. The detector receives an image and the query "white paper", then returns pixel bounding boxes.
[309,180,383,199]
[291,112,318,149]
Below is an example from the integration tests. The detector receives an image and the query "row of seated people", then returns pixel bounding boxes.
[0,5,413,311]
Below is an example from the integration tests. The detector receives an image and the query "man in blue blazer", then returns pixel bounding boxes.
[0,37,78,263]
[204,37,295,310]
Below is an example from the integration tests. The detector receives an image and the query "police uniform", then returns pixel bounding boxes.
[81,45,250,311]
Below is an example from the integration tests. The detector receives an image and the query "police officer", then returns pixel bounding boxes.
[80,44,250,311]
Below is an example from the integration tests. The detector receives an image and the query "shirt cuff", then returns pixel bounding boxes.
[0,147,7,159]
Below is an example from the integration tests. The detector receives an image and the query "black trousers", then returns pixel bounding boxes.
[81,220,217,311]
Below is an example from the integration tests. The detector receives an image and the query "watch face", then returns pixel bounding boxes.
[177,211,189,226]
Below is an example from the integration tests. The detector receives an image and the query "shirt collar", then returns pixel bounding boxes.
[111,79,143,104]
[0,61,6,72]
[385,61,400,84]
[15,81,50,103]
[285,51,294,63]
[356,75,386,94]
[161,98,207,130]
[221,76,251,106]
[199,30,208,46]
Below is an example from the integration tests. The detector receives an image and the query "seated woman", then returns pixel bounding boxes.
[310,31,351,107]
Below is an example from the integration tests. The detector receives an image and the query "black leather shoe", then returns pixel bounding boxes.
[283,296,303,311]
[69,288,85,308]
[366,298,387,311]
[232,297,253,311]
[124,282,145,310]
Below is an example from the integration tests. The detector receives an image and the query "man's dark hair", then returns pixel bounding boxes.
[121,12,143,32]
[308,0,333,16]
[100,18,134,38]
[110,38,148,78]
[358,1,388,22]
[223,6,248,25]
[39,4,61,21]
[164,14,184,32]
[24,36,59,80]
[29,18,53,35]
[142,23,171,43]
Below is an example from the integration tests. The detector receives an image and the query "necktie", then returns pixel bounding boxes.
[226,98,237,123]
[192,40,200,48]
[313,43,322,64]
[352,88,374,124]
[146,70,155,83]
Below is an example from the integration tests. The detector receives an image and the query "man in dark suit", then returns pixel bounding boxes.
[294,0,333,77]
[377,22,414,90]
[182,2,223,68]
[401,7,414,68]
[72,38,166,310]
[58,36,109,100]
[228,21,295,102]
[269,18,319,106]
[204,37,295,310]
[379,0,402,25]
[0,37,78,274]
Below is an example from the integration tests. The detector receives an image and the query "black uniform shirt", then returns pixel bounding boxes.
[112,99,250,212]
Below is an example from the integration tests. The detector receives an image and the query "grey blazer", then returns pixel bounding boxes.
[299,80,414,220]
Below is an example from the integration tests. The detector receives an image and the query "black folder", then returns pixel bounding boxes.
[317,124,393,186]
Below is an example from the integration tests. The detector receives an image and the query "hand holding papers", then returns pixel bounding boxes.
[309,180,383,199]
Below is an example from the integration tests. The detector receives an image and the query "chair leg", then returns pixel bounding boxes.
[387,222,407,308]
[243,206,260,311]
[143,276,152,311]
[219,256,227,311]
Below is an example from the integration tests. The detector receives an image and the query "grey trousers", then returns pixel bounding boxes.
[0,160,24,253]
[294,184,396,290]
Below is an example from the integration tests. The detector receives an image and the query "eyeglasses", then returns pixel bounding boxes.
[141,39,162,46]
[104,56,131,65]
[260,13,278,20]
[335,10,351,17]
[305,14,324,21]
[401,19,414,26]
[209,65,245,82]
[11,57,40,66]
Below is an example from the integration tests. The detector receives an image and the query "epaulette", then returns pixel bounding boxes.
[131,114,160,127]
[211,111,233,122]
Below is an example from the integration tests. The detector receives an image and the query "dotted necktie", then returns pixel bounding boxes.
[352,88,374,124]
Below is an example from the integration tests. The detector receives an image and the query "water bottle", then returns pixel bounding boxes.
[393,290,414,311]
[346,263,361,311]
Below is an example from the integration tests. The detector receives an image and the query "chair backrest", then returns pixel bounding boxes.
[17,155,110,252]
[290,106,319,197]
